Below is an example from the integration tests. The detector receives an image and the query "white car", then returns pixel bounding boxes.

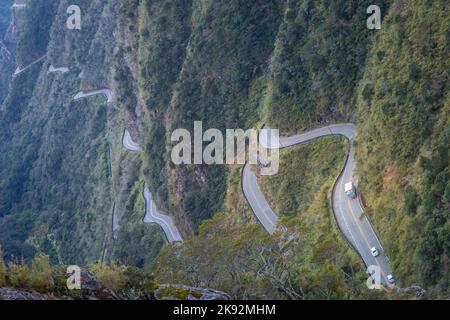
[387,274,395,284]
[370,247,380,257]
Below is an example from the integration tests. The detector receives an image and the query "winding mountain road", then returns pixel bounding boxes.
[74,89,113,103]
[243,123,393,285]
[121,128,182,243]
[143,185,183,243]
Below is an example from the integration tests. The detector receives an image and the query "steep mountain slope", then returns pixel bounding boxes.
[0,0,447,299]
[356,0,449,294]
[0,0,111,264]
[0,1,14,36]
[0,0,14,104]
[265,0,391,132]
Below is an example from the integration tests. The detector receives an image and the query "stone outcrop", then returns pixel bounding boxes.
[155,284,230,300]
[0,288,49,300]
[397,285,427,298]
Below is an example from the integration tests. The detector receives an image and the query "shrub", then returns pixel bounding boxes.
[29,254,53,292]
[404,185,418,214]
[90,262,126,292]
[8,261,31,289]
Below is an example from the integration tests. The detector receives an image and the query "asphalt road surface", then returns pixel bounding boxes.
[143,185,183,243]
[243,123,394,285]
[121,131,181,243]
[48,65,69,74]
[74,89,113,103]
[122,129,142,152]
[12,2,26,9]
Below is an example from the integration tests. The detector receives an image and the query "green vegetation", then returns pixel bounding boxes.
[0,246,6,287]
[259,137,348,216]
[5,252,53,292]
[0,0,14,36]
[355,0,449,296]
[265,0,391,133]
[156,286,203,300]
[0,0,448,299]
[17,0,59,64]
[0,245,158,299]
[166,0,284,229]
[111,181,166,269]
[134,0,285,230]
[135,0,192,212]
[90,262,127,292]
[0,2,114,265]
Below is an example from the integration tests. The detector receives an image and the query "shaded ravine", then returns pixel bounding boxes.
[242,123,394,285]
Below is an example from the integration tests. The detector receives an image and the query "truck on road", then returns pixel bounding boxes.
[345,181,356,199]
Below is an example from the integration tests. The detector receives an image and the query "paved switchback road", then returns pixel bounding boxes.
[243,123,393,285]
[122,129,142,152]
[74,89,113,103]
[120,129,182,243]
[143,186,183,243]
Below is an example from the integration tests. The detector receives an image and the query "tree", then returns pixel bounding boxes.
[29,253,53,292]
[404,185,418,214]
[90,262,126,292]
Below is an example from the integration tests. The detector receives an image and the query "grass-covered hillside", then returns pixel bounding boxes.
[259,137,348,216]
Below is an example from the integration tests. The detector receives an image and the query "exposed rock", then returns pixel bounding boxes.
[155,284,230,300]
[397,285,427,298]
[78,268,119,300]
[0,288,49,300]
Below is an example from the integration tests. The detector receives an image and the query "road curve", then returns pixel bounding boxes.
[121,129,181,242]
[143,185,183,243]
[13,55,46,77]
[48,65,70,74]
[74,89,113,103]
[243,123,393,285]
[122,129,142,152]
[11,3,26,9]
[242,166,279,234]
